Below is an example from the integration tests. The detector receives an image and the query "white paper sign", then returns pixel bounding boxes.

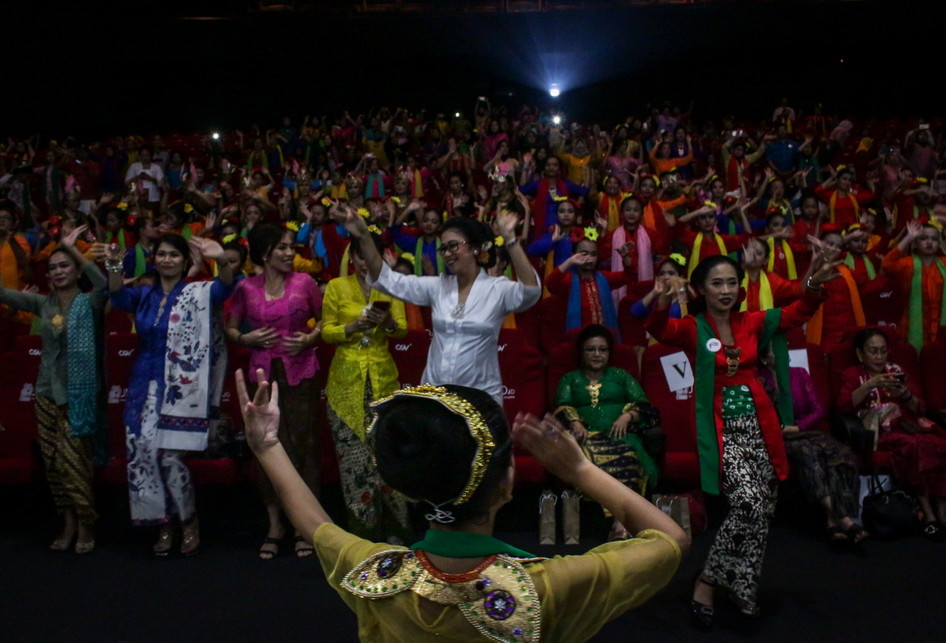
[788,348,810,373]
[660,351,694,392]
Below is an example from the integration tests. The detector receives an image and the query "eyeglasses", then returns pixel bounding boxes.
[437,240,468,255]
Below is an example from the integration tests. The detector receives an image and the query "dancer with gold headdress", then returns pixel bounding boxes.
[237,369,688,642]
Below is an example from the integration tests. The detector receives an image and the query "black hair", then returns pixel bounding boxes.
[154,233,192,271]
[747,236,770,259]
[352,231,383,259]
[620,194,644,212]
[131,214,153,234]
[447,171,467,189]
[371,385,512,525]
[688,255,744,315]
[691,254,744,288]
[0,200,18,225]
[393,256,414,273]
[854,327,887,352]
[441,217,497,269]
[223,240,248,266]
[576,324,613,360]
[656,255,685,276]
[247,223,289,266]
[765,211,787,227]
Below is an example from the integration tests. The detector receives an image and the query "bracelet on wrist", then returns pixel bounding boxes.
[504,238,519,248]
[105,258,123,274]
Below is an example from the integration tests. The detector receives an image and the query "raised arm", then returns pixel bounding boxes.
[342,204,384,281]
[496,209,537,287]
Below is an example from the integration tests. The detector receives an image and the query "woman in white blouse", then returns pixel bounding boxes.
[344,207,540,404]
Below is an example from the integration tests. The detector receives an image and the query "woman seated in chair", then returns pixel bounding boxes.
[554,324,659,540]
[838,328,946,541]
[759,354,864,550]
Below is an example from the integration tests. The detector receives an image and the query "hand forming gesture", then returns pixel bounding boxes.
[236,368,280,454]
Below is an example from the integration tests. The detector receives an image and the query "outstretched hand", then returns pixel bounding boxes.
[236,368,281,453]
[188,236,226,261]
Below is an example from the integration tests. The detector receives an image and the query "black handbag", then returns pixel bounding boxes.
[861,474,920,539]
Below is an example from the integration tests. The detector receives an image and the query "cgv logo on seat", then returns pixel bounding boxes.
[28,349,41,356]
[118,349,135,357]
[394,344,412,352]
[497,344,506,352]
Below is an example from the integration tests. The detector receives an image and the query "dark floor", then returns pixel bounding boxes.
[2,480,945,642]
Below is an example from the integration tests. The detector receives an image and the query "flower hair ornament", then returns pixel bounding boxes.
[367,384,496,524]
[841,223,865,238]
[477,239,494,265]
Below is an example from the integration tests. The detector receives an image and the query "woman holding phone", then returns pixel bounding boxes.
[226,223,323,558]
[321,231,411,543]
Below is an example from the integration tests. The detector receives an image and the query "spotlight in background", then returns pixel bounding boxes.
[549,84,560,98]
[455,111,461,118]
[211,132,221,140]
[552,114,562,125]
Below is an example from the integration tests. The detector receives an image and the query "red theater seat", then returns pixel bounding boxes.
[640,343,700,490]
[98,333,242,486]
[389,329,431,387]
[862,275,904,329]
[536,295,567,353]
[921,338,946,413]
[0,342,42,485]
[497,329,548,485]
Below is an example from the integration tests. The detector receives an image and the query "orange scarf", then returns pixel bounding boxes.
[806,266,865,344]
[0,237,24,289]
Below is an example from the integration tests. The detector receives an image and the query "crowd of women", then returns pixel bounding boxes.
[3,97,946,637]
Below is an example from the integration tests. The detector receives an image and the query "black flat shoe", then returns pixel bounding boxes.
[689,573,716,631]
[689,599,715,631]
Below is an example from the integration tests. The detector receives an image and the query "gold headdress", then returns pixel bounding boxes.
[368,384,495,508]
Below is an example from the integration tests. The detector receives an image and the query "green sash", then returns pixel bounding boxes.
[844,253,876,280]
[908,256,946,352]
[694,309,786,494]
[414,236,444,276]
